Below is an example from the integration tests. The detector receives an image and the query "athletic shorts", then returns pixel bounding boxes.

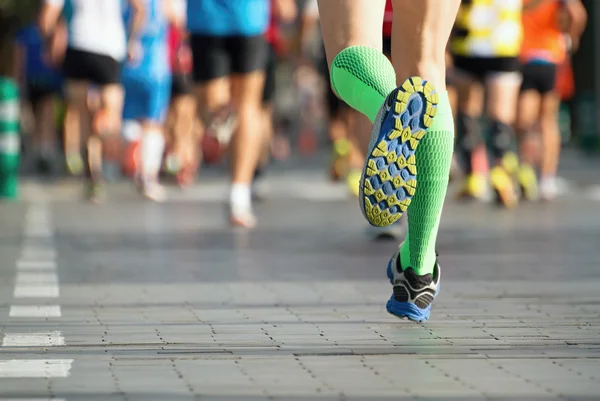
[453,56,521,82]
[262,43,277,104]
[171,73,193,97]
[520,62,557,95]
[62,48,121,86]
[383,36,391,58]
[190,34,268,82]
[27,80,61,105]
[123,75,172,123]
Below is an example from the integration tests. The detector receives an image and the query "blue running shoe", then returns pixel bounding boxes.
[385,247,440,322]
[359,76,438,227]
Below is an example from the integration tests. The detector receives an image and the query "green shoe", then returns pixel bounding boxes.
[66,153,84,176]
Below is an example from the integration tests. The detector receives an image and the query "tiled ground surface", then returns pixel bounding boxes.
[0,168,599,400]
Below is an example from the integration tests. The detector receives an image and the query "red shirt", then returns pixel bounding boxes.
[168,25,192,74]
[265,0,281,49]
[383,0,393,38]
[266,13,279,46]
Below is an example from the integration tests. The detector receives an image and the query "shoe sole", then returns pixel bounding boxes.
[386,258,439,322]
[359,77,438,227]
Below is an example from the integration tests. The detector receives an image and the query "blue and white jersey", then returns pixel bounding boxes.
[123,0,170,80]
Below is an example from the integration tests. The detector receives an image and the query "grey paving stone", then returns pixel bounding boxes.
[2,168,600,400]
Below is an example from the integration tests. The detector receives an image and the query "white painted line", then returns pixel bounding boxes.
[24,218,50,224]
[0,399,66,401]
[24,221,51,228]
[18,255,57,263]
[20,248,56,258]
[0,359,73,378]
[16,273,58,285]
[14,285,59,298]
[9,305,61,317]
[16,260,57,270]
[23,231,53,239]
[2,332,65,347]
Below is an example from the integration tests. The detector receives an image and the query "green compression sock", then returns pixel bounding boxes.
[400,91,455,276]
[330,46,397,122]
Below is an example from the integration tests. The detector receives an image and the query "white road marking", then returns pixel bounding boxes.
[16,260,57,270]
[20,248,57,260]
[0,359,73,378]
[14,285,59,298]
[16,273,58,285]
[0,399,65,401]
[9,305,61,318]
[23,230,53,239]
[2,332,65,347]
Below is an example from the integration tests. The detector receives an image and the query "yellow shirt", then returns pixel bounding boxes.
[451,0,523,58]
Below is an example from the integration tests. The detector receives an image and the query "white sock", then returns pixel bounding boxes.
[540,175,556,187]
[123,120,142,142]
[230,183,251,210]
[139,129,165,182]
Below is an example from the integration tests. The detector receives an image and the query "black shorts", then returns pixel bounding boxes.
[262,43,277,104]
[383,36,391,58]
[190,34,268,82]
[520,62,557,94]
[27,82,59,106]
[453,56,521,81]
[171,73,193,97]
[62,48,121,86]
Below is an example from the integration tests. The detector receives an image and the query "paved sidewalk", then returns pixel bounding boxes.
[0,176,599,400]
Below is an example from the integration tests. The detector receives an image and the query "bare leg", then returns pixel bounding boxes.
[196,77,230,163]
[98,84,125,177]
[456,76,486,178]
[486,74,522,205]
[65,81,94,175]
[318,0,386,68]
[33,95,59,165]
[516,90,542,167]
[171,94,198,181]
[63,81,87,175]
[391,0,459,91]
[539,91,562,200]
[227,71,266,227]
[230,71,266,185]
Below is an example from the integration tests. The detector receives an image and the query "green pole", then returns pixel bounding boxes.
[0,76,20,200]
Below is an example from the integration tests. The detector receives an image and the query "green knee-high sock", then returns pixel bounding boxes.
[400,91,454,276]
[330,46,397,122]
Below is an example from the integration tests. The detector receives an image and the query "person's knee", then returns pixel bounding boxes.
[237,103,260,121]
[101,85,124,113]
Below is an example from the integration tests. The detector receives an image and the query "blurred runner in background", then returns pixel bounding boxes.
[254,0,297,195]
[187,0,271,228]
[517,0,587,201]
[14,13,64,175]
[122,0,182,202]
[300,0,356,184]
[164,0,197,188]
[451,0,523,207]
[40,0,145,202]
